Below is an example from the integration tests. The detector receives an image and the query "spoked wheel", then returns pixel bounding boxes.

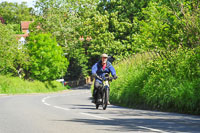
[102,88,108,110]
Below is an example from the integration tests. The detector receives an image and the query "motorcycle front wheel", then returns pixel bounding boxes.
[96,104,99,109]
[102,87,108,110]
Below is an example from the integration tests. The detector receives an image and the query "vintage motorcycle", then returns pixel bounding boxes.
[95,73,113,110]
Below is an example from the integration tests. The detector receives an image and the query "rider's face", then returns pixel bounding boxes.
[102,57,107,64]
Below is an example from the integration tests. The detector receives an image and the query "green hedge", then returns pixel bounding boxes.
[0,75,69,94]
[110,47,200,114]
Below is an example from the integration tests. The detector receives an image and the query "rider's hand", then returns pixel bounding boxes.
[108,77,113,81]
[113,75,118,80]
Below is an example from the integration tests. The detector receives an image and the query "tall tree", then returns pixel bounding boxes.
[31,0,101,79]
[133,0,200,51]
[0,1,34,24]
[97,0,151,54]
[0,23,29,77]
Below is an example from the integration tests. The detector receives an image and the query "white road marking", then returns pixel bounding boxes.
[80,112,111,120]
[54,106,70,111]
[42,96,51,106]
[137,126,166,133]
[44,102,50,106]
[41,90,166,132]
[41,91,90,111]
[42,99,45,103]
[41,91,90,107]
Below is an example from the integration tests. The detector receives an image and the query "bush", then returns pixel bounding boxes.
[142,47,200,114]
[27,33,69,81]
[110,53,150,107]
[110,47,200,114]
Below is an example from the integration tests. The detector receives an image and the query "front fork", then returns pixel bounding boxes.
[96,81,110,100]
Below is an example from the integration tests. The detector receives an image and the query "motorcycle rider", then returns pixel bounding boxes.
[91,53,117,104]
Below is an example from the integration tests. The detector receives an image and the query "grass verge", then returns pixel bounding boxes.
[0,75,69,94]
[110,48,200,115]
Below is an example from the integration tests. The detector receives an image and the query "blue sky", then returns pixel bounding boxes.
[1,0,35,8]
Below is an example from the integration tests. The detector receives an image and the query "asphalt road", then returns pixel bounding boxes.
[0,85,200,133]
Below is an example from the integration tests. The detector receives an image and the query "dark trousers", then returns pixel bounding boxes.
[93,80,103,100]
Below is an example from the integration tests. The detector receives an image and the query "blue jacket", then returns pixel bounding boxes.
[92,61,116,83]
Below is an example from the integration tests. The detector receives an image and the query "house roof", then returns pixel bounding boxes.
[0,17,5,24]
[21,21,33,30]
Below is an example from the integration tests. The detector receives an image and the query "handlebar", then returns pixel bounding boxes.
[95,75,102,81]
[96,75,113,81]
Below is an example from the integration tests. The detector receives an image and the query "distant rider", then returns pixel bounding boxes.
[91,54,117,104]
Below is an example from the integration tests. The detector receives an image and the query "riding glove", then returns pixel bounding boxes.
[113,75,118,80]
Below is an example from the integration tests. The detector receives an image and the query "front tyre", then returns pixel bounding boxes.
[96,104,99,109]
[102,87,108,110]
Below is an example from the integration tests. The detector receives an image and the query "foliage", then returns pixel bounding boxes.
[0,75,68,94]
[175,0,200,48]
[142,47,200,114]
[0,23,17,74]
[110,47,200,114]
[133,1,200,51]
[80,11,123,65]
[0,23,29,77]
[6,24,23,34]
[27,33,69,81]
[31,0,123,79]
[97,0,151,54]
[133,2,180,51]
[29,0,200,81]
[110,53,149,107]
[0,1,34,24]
[31,0,84,80]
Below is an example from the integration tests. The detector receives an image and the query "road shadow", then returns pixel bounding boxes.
[60,116,200,132]
[106,105,200,121]
[54,104,200,132]
[55,84,200,132]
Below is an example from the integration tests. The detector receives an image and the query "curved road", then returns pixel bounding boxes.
[0,85,200,133]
